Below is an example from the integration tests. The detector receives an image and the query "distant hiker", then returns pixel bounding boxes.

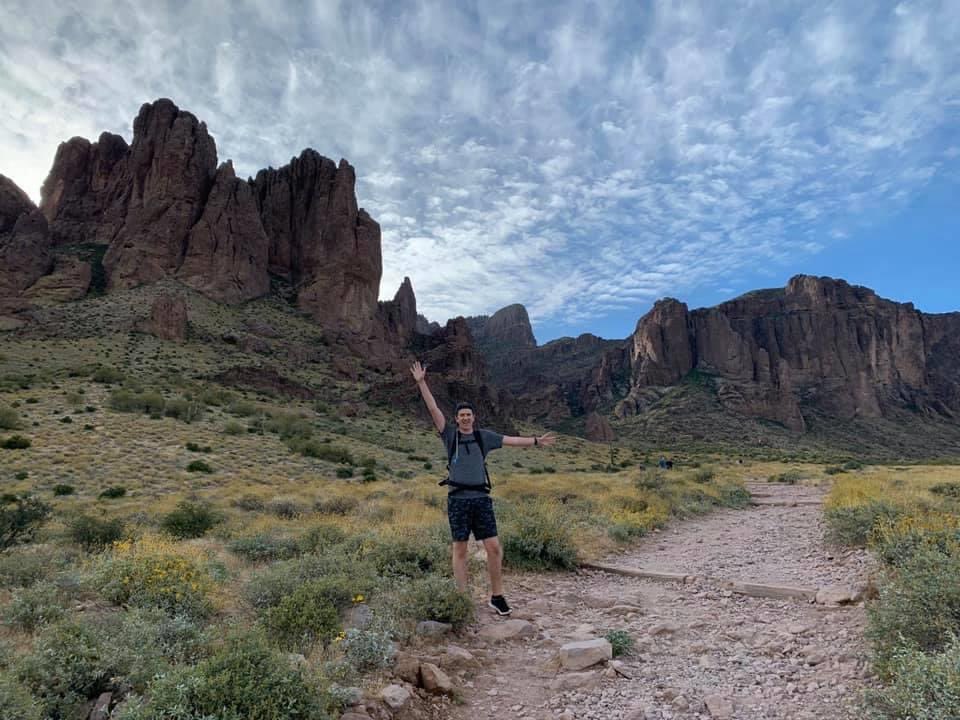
[411,360,556,616]
[658,457,674,470]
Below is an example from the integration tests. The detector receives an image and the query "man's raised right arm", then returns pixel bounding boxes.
[410,361,445,433]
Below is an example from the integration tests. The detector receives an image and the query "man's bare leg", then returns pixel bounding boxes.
[482,536,504,596]
[452,541,469,591]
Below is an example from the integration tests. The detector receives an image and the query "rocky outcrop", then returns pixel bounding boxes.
[40,132,129,246]
[378,276,418,344]
[585,412,615,442]
[102,100,219,290]
[23,256,92,302]
[177,161,270,303]
[467,304,537,352]
[617,275,960,430]
[0,174,53,297]
[137,293,188,342]
[251,151,382,334]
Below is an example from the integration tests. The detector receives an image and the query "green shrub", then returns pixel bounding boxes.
[634,470,665,490]
[262,581,342,651]
[397,574,474,629]
[185,441,212,453]
[0,495,51,550]
[362,530,448,578]
[59,415,73,424]
[266,497,304,519]
[223,420,246,435]
[0,674,42,720]
[161,501,220,538]
[692,468,716,483]
[91,537,215,619]
[3,581,66,632]
[231,494,265,511]
[0,545,68,588]
[67,514,125,551]
[341,627,395,671]
[499,500,578,570]
[266,412,314,440]
[113,630,329,720]
[164,398,205,423]
[930,483,960,500]
[298,524,348,554]
[186,459,214,473]
[16,620,115,720]
[604,629,635,657]
[92,366,124,384]
[295,440,354,464]
[842,460,864,471]
[227,400,258,417]
[2,435,31,449]
[769,469,804,484]
[244,556,358,612]
[868,546,960,677]
[825,500,903,547]
[866,635,960,720]
[0,404,22,430]
[15,470,28,480]
[336,467,353,478]
[229,533,301,562]
[361,468,377,482]
[98,485,127,499]
[109,389,166,414]
[314,495,358,515]
[53,483,75,496]
[824,465,846,475]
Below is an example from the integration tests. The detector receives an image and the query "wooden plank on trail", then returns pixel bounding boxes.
[581,562,694,583]
[724,581,817,601]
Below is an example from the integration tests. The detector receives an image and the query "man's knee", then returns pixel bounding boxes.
[482,536,502,558]
[452,541,469,560]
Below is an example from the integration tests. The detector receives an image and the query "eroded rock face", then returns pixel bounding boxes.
[40,132,129,246]
[585,411,615,442]
[621,275,960,429]
[23,256,92,302]
[177,161,270,303]
[137,293,188,342]
[252,152,382,334]
[379,276,418,343]
[103,99,218,290]
[467,304,537,351]
[0,174,53,297]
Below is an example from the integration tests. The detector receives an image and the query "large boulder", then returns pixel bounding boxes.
[137,294,188,342]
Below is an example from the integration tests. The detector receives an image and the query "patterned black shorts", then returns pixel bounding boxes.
[447,496,499,542]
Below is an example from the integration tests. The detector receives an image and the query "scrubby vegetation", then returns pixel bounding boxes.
[826,470,960,718]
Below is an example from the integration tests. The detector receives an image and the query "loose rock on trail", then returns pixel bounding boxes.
[427,481,876,720]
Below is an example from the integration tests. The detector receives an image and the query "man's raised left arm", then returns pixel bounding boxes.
[502,432,556,448]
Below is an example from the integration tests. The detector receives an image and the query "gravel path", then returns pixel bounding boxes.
[434,482,877,720]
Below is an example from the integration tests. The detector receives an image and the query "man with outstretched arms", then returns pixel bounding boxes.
[410,360,556,615]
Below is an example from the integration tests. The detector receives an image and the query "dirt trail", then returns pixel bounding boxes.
[442,481,876,720]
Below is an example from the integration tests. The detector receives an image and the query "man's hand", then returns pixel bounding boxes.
[410,360,427,384]
[537,432,557,447]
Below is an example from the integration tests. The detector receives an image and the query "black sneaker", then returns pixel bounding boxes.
[488,595,512,616]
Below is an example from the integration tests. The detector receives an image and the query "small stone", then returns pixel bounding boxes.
[419,662,454,695]
[649,621,682,636]
[559,639,613,670]
[704,694,735,719]
[380,684,410,711]
[479,619,536,641]
[416,620,453,637]
[90,692,112,720]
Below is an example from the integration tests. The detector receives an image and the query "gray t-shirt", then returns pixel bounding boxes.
[439,423,504,498]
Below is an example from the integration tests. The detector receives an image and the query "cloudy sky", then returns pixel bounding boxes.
[1,1,958,342]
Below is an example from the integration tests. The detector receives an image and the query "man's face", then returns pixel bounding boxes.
[456,408,475,431]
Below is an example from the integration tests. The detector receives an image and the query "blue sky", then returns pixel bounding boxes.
[1,1,957,344]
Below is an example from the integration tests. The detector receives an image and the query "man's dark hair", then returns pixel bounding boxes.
[455,402,476,414]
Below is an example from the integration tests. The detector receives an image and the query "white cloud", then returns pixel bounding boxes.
[1,0,957,339]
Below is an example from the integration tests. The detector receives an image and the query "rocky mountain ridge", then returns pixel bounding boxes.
[2,98,959,450]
